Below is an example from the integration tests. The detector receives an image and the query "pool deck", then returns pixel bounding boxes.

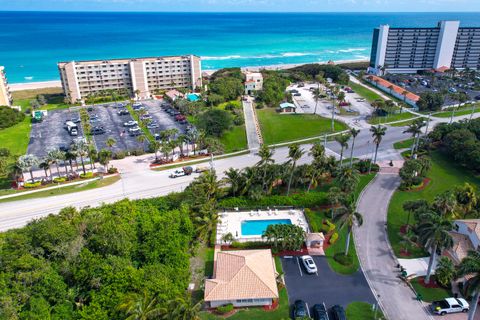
[216,209,309,244]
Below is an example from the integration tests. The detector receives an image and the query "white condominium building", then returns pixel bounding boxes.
[58,55,202,103]
[0,66,12,107]
[370,21,480,74]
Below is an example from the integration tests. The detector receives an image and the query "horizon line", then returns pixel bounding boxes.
[1,10,480,14]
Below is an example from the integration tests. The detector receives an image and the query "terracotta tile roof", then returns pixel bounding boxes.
[165,89,184,100]
[456,219,480,241]
[366,75,420,102]
[448,232,474,264]
[435,66,450,73]
[204,250,279,302]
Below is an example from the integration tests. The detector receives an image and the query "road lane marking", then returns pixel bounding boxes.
[297,257,303,277]
[306,302,310,318]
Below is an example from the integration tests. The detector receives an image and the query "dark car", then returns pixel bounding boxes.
[91,126,105,135]
[312,304,328,320]
[117,109,129,116]
[71,117,81,123]
[475,95,480,101]
[331,305,346,320]
[293,300,308,319]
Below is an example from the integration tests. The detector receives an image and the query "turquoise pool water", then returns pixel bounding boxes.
[187,93,200,102]
[241,219,292,236]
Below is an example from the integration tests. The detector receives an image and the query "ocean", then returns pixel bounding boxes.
[1,11,480,83]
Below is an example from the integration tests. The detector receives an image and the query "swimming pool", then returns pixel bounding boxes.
[186,93,200,102]
[241,219,292,236]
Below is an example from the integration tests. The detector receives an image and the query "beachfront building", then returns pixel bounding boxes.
[204,249,279,308]
[369,21,480,74]
[244,72,263,95]
[58,55,202,103]
[0,66,12,107]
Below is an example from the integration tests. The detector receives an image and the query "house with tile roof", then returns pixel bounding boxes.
[244,72,263,95]
[445,220,480,264]
[204,249,279,308]
[365,75,420,108]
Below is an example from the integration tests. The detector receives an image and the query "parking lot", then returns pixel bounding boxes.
[142,100,186,136]
[91,104,143,154]
[383,73,480,106]
[28,109,83,158]
[282,256,375,318]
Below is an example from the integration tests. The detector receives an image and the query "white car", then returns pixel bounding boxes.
[300,255,317,274]
[431,298,469,315]
[124,120,138,127]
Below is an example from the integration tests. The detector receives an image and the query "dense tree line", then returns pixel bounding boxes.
[256,71,292,108]
[417,92,445,111]
[288,64,350,84]
[0,106,25,130]
[429,118,480,171]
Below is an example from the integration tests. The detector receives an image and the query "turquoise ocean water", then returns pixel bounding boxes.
[1,12,480,83]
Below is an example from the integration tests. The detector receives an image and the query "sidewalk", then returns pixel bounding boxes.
[242,97,263,151]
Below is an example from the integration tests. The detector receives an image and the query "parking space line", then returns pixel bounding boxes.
[306,302,310,318]
[297,257,303,277]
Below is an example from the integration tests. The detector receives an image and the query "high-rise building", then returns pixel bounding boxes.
[0,66,12,107]
[369,21,480,74]
[58,55,202,103]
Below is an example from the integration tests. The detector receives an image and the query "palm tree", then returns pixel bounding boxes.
[137,134,147,152]
[98,149,113,173]
[17,154,39,182]
[334,200,363,256]
[151,140,161,161]
[117,291,164,320]
[403,119,425,158]
[106,137,116,153]
[349,128,360,168]
[72,140,89,175]
[47,148,62,178]
[307,142,326,192]
[398,229,418,256]
[286,143,304,196]
[335,133,350,166]
[65,150,77,173]
[166,297,202,320]
[456,250,480,320]
[435,256,455,287]
[312,87,322,115]
[335,167,360,194]
[327,186,344,219]
[39,161,50,180]
[223,168,242,197]
[417,214,454,284]
[433,191,458,218]
[256,144,275,194]
[369,125,387,173]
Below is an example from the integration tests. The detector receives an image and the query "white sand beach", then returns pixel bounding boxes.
[9,80,62,91]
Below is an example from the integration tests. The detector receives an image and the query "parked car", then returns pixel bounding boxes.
[91,126,105,135]
[339,101,350,107]
[195,165,209,173]
[312,303,329,320]
[293,300,308,319]
[129,128,142,137]
[331,305,346,320]
[449,87,458,93]
[140,114,152,120]
[147,122,159,129]
[475,95,480,101]
[117,109,129,116]
[293,93,302,97]
[71,117,81,123]
[124,120,138,127]
[89,114,99,120]
[175,114,186,121]
[430,298,469,315]
[179,119,188,125]
[300,255,317,274]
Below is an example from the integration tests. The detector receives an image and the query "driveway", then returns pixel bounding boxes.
[281,255,375,317]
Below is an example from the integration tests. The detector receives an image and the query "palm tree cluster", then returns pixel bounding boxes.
[262,224,306,251]
[223,143,338,200]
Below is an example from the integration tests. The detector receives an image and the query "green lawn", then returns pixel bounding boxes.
[306,174,375,275]
[0,176,121,203]
[0,116,31,156]
[349,82,382,103]
[389,117,425,127]
[199,288,289,320]
[433,107,480,118]
[12,87,71,112]
[257,108,348,145]
[388,151,480,258]
[410,277,451,302]
[393,138,415,150]
[219,125,248,153]
[346,302,385,320]
[368,112,418,125]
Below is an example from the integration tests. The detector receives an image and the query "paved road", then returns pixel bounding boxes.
[242,97,262,151]
[355,172,433,320]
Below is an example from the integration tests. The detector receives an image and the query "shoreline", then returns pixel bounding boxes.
[9,59,368,91]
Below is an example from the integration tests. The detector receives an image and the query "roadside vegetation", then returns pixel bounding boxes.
[346,302,385,320]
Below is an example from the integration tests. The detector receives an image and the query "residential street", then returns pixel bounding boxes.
[242,97,262,151]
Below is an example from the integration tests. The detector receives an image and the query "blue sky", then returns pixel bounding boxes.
[1,0,479,12]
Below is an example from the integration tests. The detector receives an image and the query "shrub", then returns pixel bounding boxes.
[329,232,339,244]
[24,181,41,188]
[333,253,353,266]
[324,220,336,233]
[0,106,26,129]
[107,167,118,174]
[131,149,145,156]
[80,172,94,179]
[216,304,234,315]
[218,191,328,209]
[230,241,268,249]
[114,151,126,159]
[354,159,379,173]
[53,177,67,183]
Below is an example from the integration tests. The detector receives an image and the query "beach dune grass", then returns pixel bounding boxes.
[12,87,70,111]
[257,108,348,145]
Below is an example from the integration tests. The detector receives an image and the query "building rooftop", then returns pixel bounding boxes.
[448,231,474,264]
[204,249,279,302]
[279,102,296,109]
[456,219,480,241]
[366,75,420,102]
[58,54,200,65]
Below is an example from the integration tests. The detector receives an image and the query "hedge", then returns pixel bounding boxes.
[216,304,234,314]
[24,181,41,188]
[230,241,268,249]
[53,177,67,183]
[218,191,328,209]
[80,172,94,179]
[330,232,339,244]
[333,253,354,266]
